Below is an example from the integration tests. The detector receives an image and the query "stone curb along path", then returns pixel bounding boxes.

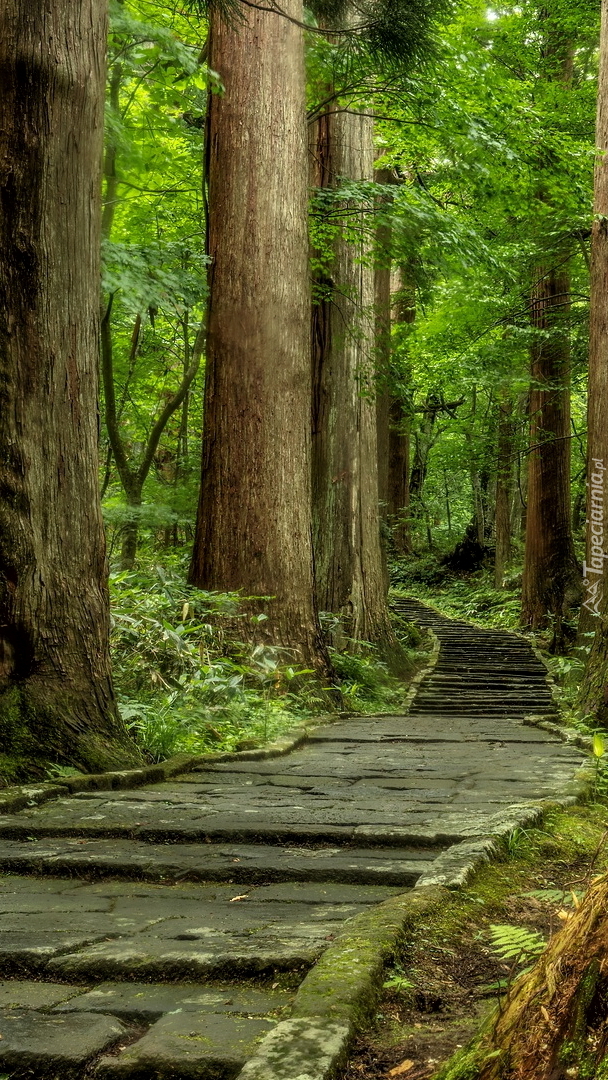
[0,598,592,1080]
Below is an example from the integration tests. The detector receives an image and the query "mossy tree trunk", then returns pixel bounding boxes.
[0,0,139,771]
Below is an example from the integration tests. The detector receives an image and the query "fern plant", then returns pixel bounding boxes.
[488,924,546,964]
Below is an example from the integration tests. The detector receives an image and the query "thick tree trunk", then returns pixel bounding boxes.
[189,2,328,673]
[521,27,581,646]
[495,391,514,588]
[520,263,580,644]
[310,104,398,661]
[0,0,138,771]
[578,0,608,716]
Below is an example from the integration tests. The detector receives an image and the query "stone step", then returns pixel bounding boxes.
[431,660,546,669]
[0,989,274,1080]
[0,838,439,890]
[410,705,557,716]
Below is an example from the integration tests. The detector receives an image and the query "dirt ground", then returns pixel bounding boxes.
[342,805,608,1080]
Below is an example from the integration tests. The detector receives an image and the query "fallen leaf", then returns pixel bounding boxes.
[541,1005,550,1023]
[388,1060,415,1077]
[229,894,249,902]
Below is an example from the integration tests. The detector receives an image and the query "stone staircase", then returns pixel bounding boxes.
[0,598,583,1079]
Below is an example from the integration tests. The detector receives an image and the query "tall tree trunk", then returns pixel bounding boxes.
[387,268,413,556]
[120,488,143,572]
[578,0,608,718]
[189,1,328,673]
[375,168,392,582]
[375,196,412,564]
[521,26,580,645]
[388,398,411,555]
[520,262,580,642]
[0,0,138,771]
[495,390,514,588]
[310,105,397,660]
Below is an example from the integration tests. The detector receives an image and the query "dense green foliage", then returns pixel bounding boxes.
[110,557,425,759]
[96,0,606,756]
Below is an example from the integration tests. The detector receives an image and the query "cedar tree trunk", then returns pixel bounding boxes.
[521,27,581,645]
[310,105,397,661]
[0,0,139,771]
[189,2,328,673]
[387,268,413,556]
[495,390,514,588]
[520,262,580,643]
[579,0,608,718]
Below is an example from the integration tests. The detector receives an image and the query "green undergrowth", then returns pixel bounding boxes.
[345,805,608,1080]
[109,555,429,762]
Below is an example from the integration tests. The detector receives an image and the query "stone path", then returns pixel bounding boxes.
[0,598,586,1079]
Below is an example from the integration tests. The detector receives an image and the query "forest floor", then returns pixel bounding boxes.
[343,804,608,1080]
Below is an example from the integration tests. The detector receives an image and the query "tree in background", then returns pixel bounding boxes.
[519,3,586,641]
[308,0,449,661]
[188,0,330,672]
[310,83,393,653]
[0,0,138,771]
[578,0,608,722]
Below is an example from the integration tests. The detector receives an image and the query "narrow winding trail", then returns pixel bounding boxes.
[0,600,585,1079]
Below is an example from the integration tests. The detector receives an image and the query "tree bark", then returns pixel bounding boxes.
[520,262,580,643]
[375,167,393,582]
[188,1,328,673]
[387,269,414,556]
[0,0,139,771]
[520,25,581,645]
[495,391,514,588]
[578,0,608,717]
[310,103,398,661]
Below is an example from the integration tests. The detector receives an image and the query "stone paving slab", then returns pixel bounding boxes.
[0,878,400,906]
[55,981,291,1022]
[46,936,324,981]
[0,1010,128,1075]
[0,838,438,884]
[0,981,82,1010]
[236,1018,351,1080]
[0,932,125,974]
[95,1012,274,1079]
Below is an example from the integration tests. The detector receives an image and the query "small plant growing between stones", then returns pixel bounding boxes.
[383,964,415,994]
